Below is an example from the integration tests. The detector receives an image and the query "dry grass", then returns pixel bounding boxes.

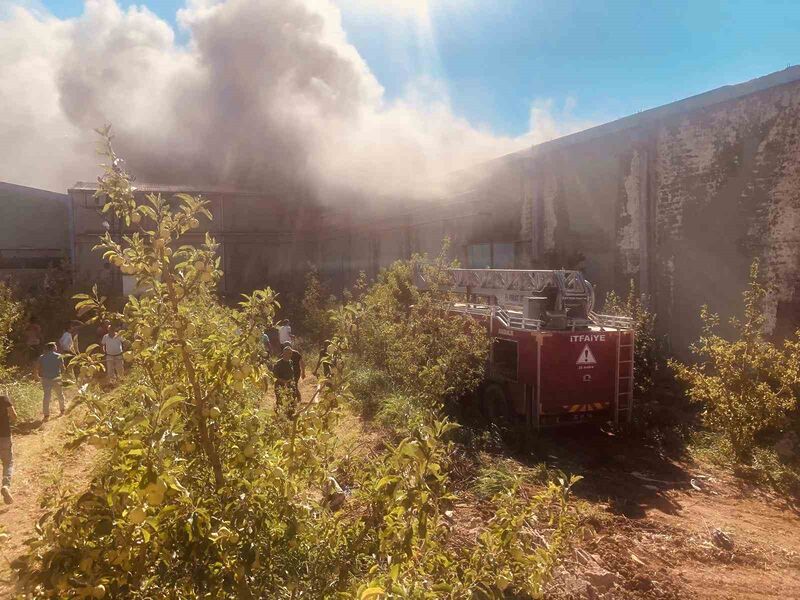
[0,376,42,424]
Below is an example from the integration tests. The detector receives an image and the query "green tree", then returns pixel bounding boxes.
[670,261,800,462]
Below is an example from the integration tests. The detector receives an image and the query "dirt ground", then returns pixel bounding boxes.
[0,396,99,596]
[535,426,800,599]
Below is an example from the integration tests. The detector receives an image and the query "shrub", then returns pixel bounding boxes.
[0,281,23,378]
[1,378,40,423]
[348,248,489,413]
[348,363,390,418]
[375,393,426,435]
[671,261,800,462]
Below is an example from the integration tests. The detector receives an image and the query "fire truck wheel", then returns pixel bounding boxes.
[481,384,511,424]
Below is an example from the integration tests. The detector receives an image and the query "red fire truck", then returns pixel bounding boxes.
[428,268,635,428]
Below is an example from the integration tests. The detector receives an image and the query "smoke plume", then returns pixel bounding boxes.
[0,0,591,199]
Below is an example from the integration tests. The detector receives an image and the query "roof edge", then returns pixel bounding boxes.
[68,181,264,196]
[0,180,69,198]
[527,65,800,156]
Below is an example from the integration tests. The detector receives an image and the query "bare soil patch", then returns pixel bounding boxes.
[536,426,800,599]
[0,399,99,596]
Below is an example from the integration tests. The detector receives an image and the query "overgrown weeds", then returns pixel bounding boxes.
[1,377,41,423]
[602,279,661,399]
[0,281,24,379]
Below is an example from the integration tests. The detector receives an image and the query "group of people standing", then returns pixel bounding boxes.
[266,320,332,417]
[0,319,128,505]
[0,316,332,506]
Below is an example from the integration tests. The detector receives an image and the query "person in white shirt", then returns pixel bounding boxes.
[58,323,79,355]
[277,320,292,345]
[101,326,125,384]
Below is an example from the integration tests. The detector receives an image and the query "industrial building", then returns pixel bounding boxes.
[0,181,71,292]
[2,66,799,351]
[67,182,322,297]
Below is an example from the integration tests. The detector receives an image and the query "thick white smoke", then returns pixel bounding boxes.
[0,0,591,198]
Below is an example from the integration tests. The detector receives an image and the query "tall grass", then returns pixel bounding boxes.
[1,376,42,423]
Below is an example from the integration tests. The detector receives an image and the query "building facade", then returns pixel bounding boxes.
[67,182,321,298]
[0,181,71,291]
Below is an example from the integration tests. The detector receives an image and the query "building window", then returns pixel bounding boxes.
[467,243,491,268]
[466,242,515,269]
[493,243,514,269]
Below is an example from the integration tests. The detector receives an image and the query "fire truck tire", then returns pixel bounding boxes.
[481,384,511,423]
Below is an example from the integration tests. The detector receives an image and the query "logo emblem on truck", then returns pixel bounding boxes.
[576,345,597,365]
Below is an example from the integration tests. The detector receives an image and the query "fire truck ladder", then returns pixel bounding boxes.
[614,330,635,424]
[449,303,543,331]
[445,268,593,307]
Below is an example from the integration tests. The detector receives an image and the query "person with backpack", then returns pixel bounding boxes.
[0,395,18,504]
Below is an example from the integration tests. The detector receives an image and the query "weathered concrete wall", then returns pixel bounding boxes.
[653,82,800,350]
[517,79,800,352]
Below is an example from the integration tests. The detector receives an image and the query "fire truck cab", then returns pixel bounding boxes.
[431,268,635,428]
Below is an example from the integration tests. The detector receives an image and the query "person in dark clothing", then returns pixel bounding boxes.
[272,346,299,416]
[313,340,333,379]
[0,395,18,504]
[282,343,305,388]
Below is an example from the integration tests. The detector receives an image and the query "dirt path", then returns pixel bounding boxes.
[0,403,99,595]
[537,427,800,599]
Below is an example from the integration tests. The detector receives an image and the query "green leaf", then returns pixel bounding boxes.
[360,587,385,600]
[158,395,186,420]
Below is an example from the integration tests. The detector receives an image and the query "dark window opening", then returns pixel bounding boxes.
[0,256,63,270]
[491,338,518,382]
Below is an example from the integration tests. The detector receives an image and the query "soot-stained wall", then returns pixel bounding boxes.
[519,74,799,353]
[652,82,800,350]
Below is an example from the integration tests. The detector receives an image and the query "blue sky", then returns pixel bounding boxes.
[25,0,800,136]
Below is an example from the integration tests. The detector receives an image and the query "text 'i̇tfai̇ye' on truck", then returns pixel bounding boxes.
[421,268,635,428]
